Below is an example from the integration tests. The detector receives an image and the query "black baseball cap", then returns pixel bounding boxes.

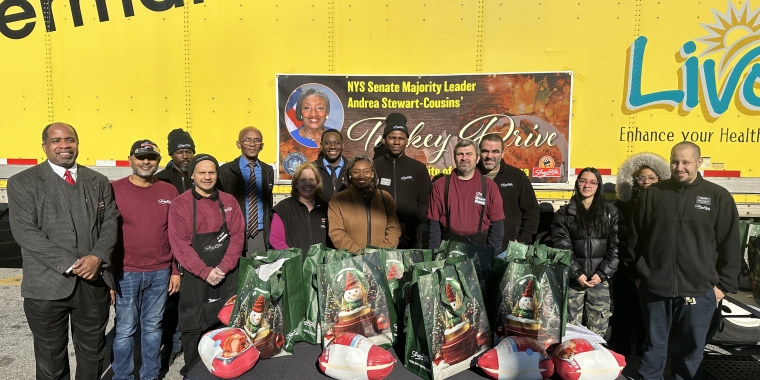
[130,140,162,158]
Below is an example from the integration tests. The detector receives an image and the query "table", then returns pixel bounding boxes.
[186,342,491,380]
[186,341,629,380]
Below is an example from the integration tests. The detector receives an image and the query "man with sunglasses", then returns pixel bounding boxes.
[217,127,274,255]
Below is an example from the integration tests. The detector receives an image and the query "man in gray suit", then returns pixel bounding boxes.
[8,122,119,380]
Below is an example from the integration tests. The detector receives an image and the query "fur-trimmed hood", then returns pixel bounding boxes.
[616,152,671,202]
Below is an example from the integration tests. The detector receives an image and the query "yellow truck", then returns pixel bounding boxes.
[0,0,758,215]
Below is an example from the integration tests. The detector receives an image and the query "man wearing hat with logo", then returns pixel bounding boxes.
[374,113,432,249]
[155,128,195,194]
[154,128,195,367]
[110,140,180,380]
[168,154,244,377]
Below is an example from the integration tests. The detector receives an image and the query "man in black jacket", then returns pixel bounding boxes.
[154,128,194,368]
[478,133,539,250]
[217,126,274,255]
[626,141,740,380]
[314,129,348,202]
[155,128,195,194]
[374,113,432,249]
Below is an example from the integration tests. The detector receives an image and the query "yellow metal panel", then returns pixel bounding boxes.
[334,0,480,73]
[0,0,755,180]
[48,3,186,163]
[0,1,49,161]
[483,1,639,172]
[186,1,332,165]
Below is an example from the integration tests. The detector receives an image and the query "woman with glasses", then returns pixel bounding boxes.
[608,152,670,355]
[551,167,619,338]
[328,155,401,252]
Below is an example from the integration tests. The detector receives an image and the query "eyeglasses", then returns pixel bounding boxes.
[240,138,262,146]
[636,176,658,183]
[578,179,599,187]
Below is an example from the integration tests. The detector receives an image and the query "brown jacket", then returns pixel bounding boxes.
[328,186,401,252]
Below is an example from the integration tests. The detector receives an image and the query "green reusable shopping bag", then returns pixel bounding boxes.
[493,240,571,349]
[301,244,325,345]
[319,250,396,349]
[378,248,433,346]
[404,259,491,380]
[436,240,495,292]
[228,266,291,358]
[236,248,301,290]
[302,244,354,344]
[229,248,305,356]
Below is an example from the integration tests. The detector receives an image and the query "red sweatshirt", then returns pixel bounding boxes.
[112,177,179,274]
[168,189,245,281]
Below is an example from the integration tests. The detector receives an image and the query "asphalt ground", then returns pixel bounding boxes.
[0,210,186,379]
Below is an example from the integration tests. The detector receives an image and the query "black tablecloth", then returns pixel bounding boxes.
[186,342,491,380]
[187,341,630,380]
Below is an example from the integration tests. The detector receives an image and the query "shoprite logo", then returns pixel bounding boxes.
[625,1,760,119]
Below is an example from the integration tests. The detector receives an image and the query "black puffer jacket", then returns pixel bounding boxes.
[551,201,619,287]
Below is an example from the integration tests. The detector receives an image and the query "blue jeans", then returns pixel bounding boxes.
[112,268,170,380]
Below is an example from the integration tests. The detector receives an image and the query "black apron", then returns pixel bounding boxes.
[178,196,239,332]
[441,174,489,246]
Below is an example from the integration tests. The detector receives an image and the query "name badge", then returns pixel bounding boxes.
[474,194,486,206]
[380,178,391,186]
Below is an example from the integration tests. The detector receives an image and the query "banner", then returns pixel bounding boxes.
[276,73,572,184]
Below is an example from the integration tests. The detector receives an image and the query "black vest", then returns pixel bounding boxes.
[272,196,329,260]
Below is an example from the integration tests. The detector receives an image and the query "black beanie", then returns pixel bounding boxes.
[383,113,409,138]
[167,128,195,155]
[188,153,218,175]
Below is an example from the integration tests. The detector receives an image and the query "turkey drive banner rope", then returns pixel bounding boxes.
[276,73,572,184]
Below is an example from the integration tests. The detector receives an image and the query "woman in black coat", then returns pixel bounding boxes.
[551,167,619,338]
[608,152,670,355]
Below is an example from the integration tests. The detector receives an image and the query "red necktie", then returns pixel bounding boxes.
[64,170,76,185]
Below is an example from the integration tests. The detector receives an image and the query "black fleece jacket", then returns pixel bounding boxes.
[478,159,540,248]
[625,174,741,297]
[154,162,193,194]
[374,153,432,247]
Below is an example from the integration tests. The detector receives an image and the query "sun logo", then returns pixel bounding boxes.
[697,1,760,73]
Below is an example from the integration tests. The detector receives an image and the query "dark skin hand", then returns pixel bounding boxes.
[71,255,101,281]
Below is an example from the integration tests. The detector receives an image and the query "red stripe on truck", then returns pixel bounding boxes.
[575,168,611,175]
[115,160,130,167]
[7,158,38,165]
[703,170,740,178]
